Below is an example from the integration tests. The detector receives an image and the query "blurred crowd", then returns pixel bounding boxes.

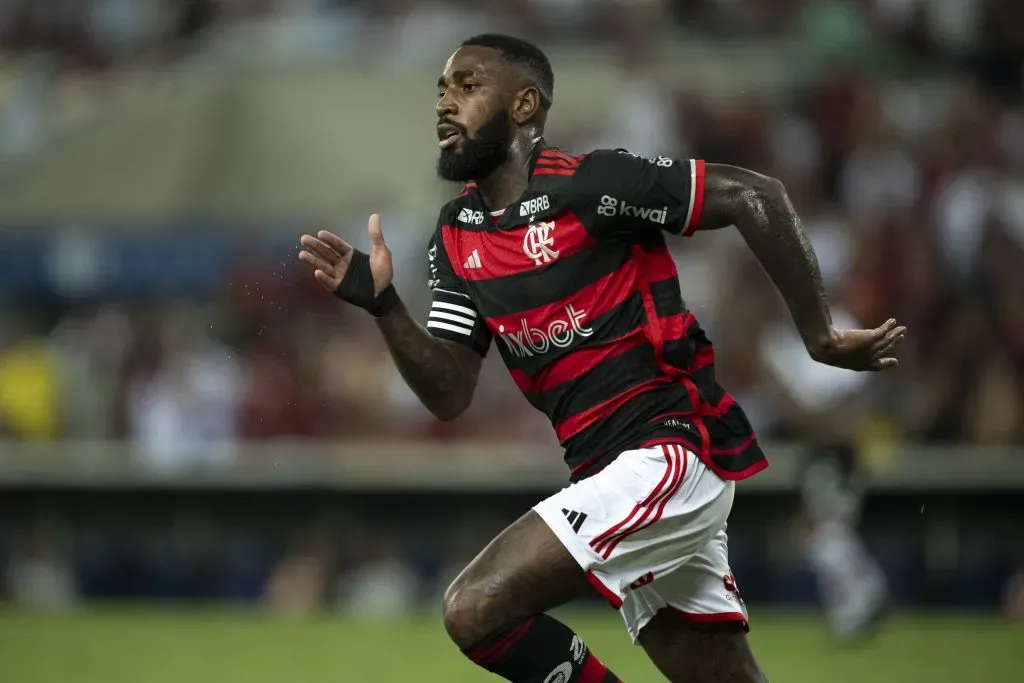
[0,0,1022,466]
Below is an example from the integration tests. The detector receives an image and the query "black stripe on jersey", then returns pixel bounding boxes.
[526,341,662,427]
[649,278,685,320]
[564,383,696,479]
[662,337,696,370]
[497,293,646,376]
[478,242,630,318]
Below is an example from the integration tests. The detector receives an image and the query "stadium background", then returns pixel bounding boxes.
[0,0,1021,681]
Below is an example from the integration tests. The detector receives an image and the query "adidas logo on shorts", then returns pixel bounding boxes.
[561,508,587,533]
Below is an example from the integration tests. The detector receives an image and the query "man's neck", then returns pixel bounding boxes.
[475,135,541,211]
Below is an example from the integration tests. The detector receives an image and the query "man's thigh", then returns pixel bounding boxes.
[638,611,766,683]
[443,509,592,647]
[630,530,764,681]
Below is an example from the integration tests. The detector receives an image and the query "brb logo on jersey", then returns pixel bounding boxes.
[458,207,484,225]
[519,194,551,217]
[497,304,593,358]
[523,221,560,265]
[597,195,668,225]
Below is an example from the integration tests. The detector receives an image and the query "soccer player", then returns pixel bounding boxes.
[799,441,889,640]
[299,34,906,683]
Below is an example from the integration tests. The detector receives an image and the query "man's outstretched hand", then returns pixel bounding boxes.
[810,319,907,372]
[298,214,394,306]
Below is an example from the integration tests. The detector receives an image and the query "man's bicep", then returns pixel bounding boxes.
[693,163,782,232]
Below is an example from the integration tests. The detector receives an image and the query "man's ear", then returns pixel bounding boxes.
[512,87,541,125]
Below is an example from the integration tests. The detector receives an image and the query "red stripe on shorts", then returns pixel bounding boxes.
[590,445,686,559]
[599,445,688,559]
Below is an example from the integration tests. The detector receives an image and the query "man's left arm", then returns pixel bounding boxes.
[575,150,906,370]
[694,163,906,370]
[695,164,833,357]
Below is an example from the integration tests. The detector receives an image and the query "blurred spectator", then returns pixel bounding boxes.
[0,0,1019,451]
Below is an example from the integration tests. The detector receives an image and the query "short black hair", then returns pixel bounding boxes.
[461,33,554,110]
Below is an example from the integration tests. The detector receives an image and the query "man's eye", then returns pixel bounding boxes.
[462,84,478,93]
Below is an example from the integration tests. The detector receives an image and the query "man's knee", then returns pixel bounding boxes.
[442,570,508,648]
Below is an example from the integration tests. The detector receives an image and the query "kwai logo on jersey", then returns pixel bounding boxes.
[497,304,593,358]
[519,194,551,217]
[523,221,560,265]
[597,195,668,225]
[458,207,484,225]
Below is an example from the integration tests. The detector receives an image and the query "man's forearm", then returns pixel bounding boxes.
[709,167,834,353]
[374,301,475,420]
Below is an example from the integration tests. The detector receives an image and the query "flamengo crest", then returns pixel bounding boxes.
[523,221,559,266]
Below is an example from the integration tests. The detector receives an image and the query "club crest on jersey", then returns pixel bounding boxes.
[458,207,484,225]
[523,221,559,266]
[519,194,551,217]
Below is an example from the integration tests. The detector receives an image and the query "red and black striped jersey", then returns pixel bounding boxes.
[425,142,768,482]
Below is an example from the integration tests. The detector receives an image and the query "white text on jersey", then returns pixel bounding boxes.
[458,207,484,225]
[519,194,551,217]
[497,304,593,358]
[597,195,667,224]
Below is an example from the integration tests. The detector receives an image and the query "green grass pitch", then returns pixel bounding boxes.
[0,608,1019,682]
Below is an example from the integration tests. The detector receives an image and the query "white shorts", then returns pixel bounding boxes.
[534,443,748,643]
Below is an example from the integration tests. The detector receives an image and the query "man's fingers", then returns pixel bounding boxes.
[316,230,353,256]
[299,249,335,274]
[872,330,906,356]
[873,318,898,338]
[314,269,342,290]
[367,213,387,250]
[872,357,899,371]
[301,235,342,264]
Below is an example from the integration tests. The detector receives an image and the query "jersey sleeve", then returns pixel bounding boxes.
[425,224,491,357]
[575,149,706,238]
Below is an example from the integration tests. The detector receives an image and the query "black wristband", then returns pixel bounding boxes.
[334,250,377,309]
[368,284,401,318]
[333,249,400,316]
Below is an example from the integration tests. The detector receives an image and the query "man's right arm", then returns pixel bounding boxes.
[375,303,482,421]
[299,214,487,419]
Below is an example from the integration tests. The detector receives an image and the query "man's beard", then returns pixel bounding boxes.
[436,110,512,182]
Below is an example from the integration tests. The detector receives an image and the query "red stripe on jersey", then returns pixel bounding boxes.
[691,344,715,372]
[536,157,576,169]
[540,150,579,167]
[533,167,576,177]
[443,211,596,281]
[507,329,648,394]
[638,243,679,282]
[484,257,638,344]
[553,377,672,442]
[683,160,706,236]
[657,311,697,344]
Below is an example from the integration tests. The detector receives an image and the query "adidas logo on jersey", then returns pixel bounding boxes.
[458,207,484,225]
[463,249,482,269]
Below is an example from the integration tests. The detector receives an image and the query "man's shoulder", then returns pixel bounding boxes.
[559,147,660,194]
[435,184,483,228]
